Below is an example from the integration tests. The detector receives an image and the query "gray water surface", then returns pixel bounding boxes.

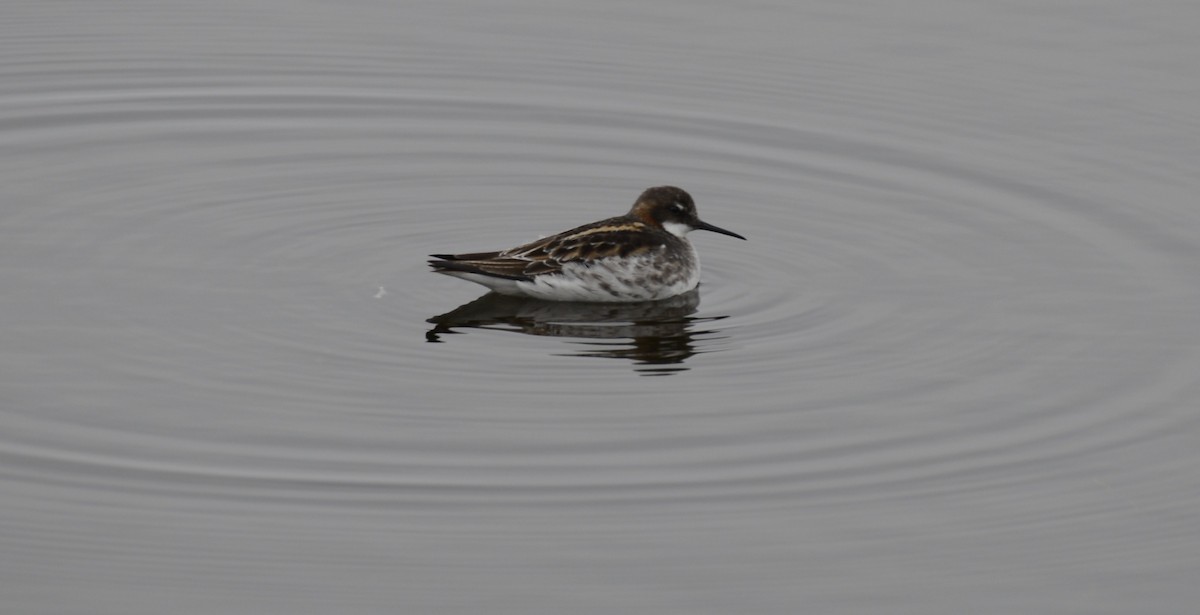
[3,1,1200,613]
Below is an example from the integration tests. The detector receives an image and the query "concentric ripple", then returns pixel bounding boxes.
[3,1,1200,613]
[3,72,1197,510]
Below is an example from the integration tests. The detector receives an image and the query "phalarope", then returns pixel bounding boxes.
[428,186,745,302]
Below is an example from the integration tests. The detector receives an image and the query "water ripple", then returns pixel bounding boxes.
[3,5,1200,610]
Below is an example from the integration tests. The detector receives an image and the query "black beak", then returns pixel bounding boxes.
[693,219,747,240]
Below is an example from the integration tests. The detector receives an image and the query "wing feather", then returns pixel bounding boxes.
[430,217,667,281]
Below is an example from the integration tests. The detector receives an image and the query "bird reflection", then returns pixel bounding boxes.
[426,289,726,375]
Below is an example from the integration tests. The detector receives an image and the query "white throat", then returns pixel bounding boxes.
[661,221,691,238]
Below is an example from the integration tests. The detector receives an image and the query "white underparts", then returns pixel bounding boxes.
[436,271,526,295]
[438,242,701,303]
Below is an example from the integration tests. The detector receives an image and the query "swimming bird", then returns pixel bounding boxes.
[428,186,745,302]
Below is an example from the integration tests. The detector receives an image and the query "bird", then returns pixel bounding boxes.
[428,186,745,302]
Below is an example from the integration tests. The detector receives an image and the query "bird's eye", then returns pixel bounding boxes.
[673,202,686,212]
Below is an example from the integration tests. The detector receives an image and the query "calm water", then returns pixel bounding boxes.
[3,1,1200,613]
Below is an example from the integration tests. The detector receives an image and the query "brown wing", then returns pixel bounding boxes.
[428,250,537,281]
[505,220,665,261]
[430,217,667,281]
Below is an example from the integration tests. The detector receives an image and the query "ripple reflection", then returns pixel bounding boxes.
[426,289,730,375]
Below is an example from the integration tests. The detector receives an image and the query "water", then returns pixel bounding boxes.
[3,1,1200,613]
